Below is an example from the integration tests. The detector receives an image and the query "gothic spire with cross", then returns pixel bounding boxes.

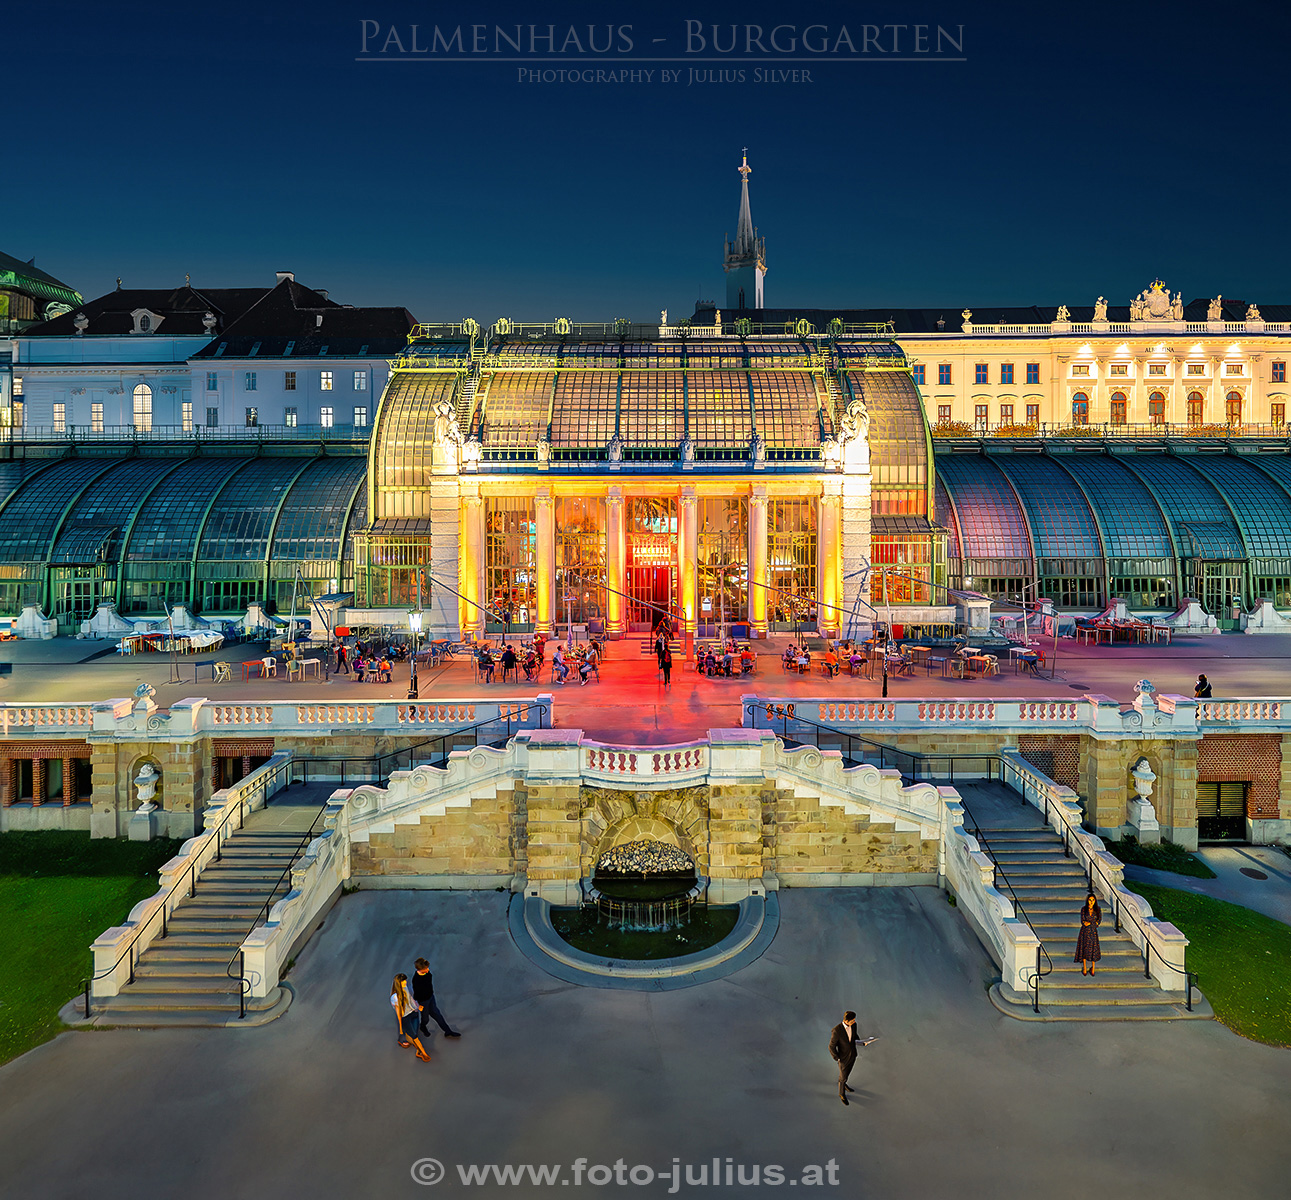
[723,149,766,311]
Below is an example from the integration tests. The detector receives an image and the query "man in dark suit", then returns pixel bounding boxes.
[412,957,461,1039]
[829,1011,872,1105]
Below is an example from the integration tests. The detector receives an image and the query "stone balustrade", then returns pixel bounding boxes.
[583,739,709,785]
[0,703,97,735]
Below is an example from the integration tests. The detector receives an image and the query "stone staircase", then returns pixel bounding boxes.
[90,823,307,1027]
[981,823,1208,1020]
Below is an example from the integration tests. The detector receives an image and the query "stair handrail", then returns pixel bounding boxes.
[226,780,334,1020]
[290,700,548,786]
[1002,755,1197,1006]
[78,755,294,1017]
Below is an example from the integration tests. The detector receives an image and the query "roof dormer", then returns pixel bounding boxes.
[130,308,163,334]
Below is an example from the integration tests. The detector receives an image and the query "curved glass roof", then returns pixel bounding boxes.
[619,371,683,448]
[1117,455,1244,560]
[125,457,246,561]
[51,458,177,563]
[272,457,367,560]
[934,479,961,558]
[197,458,311,561]
[481,371,553,448]
[1185,455,1291,557]
[372,372,459,489]
[550,371,617,448]
[992,454,1101,559]
[0,458,117,561]
[934,454,1031,560]
[845,369,928,497]
[1047,454,1173,559]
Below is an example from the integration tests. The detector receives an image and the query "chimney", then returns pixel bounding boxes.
[276,271,294,284]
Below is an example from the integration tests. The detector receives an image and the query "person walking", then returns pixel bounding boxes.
[1194,673,1212,698]
[655,631,667,671]
[828,1011,875,1105]
[660,643,672,687]
[1074,892,1102,976]
[412,957,461,1039]
[391,973,430,1061]
[336,642,349,674]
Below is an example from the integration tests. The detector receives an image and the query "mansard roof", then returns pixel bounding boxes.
[0,250,82,308]
[23,285,270,336]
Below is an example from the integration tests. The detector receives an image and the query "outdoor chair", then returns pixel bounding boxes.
[213,662,232,683]
[285,659,303,682]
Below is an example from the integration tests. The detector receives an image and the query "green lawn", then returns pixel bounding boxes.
[1103,838,1216,878]
[0,832,180,1065]
[1126,881,1291,1048]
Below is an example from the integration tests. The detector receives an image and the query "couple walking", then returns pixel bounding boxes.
[390,957,461,1063]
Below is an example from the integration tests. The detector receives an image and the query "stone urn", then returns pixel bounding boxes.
[129,763,160,842]
[1128,756,1161,844]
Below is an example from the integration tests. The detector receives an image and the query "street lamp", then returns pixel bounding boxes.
[407,609,423,699]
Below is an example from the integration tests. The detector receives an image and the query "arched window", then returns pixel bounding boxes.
[1071,393,1089,424]
[1187,391,1204,425]
[132,383,153,432]
[1148,391,1165,425]
[1109,392,1127,425]
[139,314,151,333]
[1226,391,1243,425]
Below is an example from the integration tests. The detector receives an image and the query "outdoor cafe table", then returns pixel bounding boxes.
[1077,626,1110,646]
[906,645,933,667]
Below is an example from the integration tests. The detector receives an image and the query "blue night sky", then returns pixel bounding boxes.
[8,0,1289,320]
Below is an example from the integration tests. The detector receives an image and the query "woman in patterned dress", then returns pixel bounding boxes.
[1074,892,1102,975]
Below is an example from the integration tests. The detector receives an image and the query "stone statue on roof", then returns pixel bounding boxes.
[536,433,551,464]
[836,395,870,474]
[660,309,668,326]
[431,399,463,457]
[748,432,765,465]
[606,432,625,462]
[1171,292,1184,320]
[1055,304,1070,323]
[1247,303,1262,322]
[1208,295,1223,321]
[1093,296,1107,321]
[678,434,695,465]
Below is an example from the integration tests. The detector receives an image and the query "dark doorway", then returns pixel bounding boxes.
[1196,780,1247,841]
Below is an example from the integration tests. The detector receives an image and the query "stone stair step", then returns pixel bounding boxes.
[163,917,260,934]
[124,975,242,995]
[989,984,1212,1022]
[1039,985,1178,1005]
[137,947,238,966]
[98,989,243,1011]
[134,959,238,978]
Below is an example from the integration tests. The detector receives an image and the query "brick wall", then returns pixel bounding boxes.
[1197,734,1282,817]
[1018,735,1080,790]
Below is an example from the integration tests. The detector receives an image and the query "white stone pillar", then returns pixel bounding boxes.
[605,487,626,638]
[535,488,555,635]
[748,487,768,637]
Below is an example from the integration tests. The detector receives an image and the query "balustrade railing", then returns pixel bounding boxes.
[583,740,708,780]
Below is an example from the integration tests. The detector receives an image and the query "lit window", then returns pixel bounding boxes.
[284,407,297,428]
[245,407,258,427]
[1148,363,1166,376]
[1071,393,1089,424]
[937,404,951,422]
[206,406,219,428]
[353,406,368,427]
[206,372,218,391]
[1025,363,1040,384]
[1000,403,1014,422]
[1187,363,1205,375]
[974,363,989,384]
[1110,363,1128,376]
[1110,393,1127,425]
[53,402,65,432]
[1226,391,1242,425]
[1148,392,1166,425]
[12,377,22,396]
[132,383,153,432]
[91,402,103,433]
[320,406,334,428]
[999,363,1014,385]
[1226,363,1244,375]
[1187,392,1204,425]
[284,371,297,392]
[1273,403,1285,427]
[353,370,367,391]
[1273,362,1286,383]
[1071,364,1090,377]
[1026,403,1039,423]
[244,371,257,391]
[974,403,988,427]
[182,401,193,432]
[912,364,926,386]
[938,364,952,385]
[321,371,334,390]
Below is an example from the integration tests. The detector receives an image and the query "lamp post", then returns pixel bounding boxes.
[407,609,423,700]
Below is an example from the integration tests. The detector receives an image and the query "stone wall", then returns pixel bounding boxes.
[90,740,207,839]
[1081,737,1198,849]
[579,785,709,878]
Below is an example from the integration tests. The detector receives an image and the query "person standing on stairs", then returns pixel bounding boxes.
[391,973,431,1061]
[1074,892,1102,976]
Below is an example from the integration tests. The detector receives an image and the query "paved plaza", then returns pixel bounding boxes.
[1,887,1287,1200]
[3,630,1287,743]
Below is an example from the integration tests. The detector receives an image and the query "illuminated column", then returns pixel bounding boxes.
[678,486,698,635]
[605,487,626,638]
[462,493,485,639]
[817,487,842,638]
[535,488,554,635]
[748,487,768,636]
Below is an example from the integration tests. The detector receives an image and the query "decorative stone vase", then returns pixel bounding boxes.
[1127,756,1161,844]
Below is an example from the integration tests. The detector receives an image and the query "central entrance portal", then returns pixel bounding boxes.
[627,498,678,632]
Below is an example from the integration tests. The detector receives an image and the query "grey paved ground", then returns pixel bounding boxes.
[1,889,1286,1200]
[1126,846,1291,927]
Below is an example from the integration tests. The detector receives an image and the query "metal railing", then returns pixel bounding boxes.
[4,423,372,446]
[78,755,295,1017]
[933,420,1290,442]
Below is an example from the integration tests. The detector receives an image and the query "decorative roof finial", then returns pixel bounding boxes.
[739,147,751,181]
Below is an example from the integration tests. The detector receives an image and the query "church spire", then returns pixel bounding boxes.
[723,149,767,311]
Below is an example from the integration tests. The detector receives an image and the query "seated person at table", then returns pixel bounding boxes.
[354,656,367,682]
[796,650,810,672]
[579,644,599,685]
[522,649,538,681]
[739,647,755,674]
[721,646,736,676]
[533,633,547,663]
[702,650,719,677]
[553,646,568,684]
[501,645,517,677]
[823,647,839,677]
[478,648,495,683]
[378,656,392,682]
[782,647,798,670]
